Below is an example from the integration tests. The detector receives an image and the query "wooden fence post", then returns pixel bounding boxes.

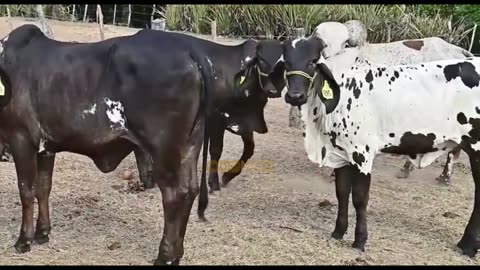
[127,5,132,27]
[113,5,117,25]
[151,19,166,31]
[83,4,88,22]
[294,27,305,38]
[6,6,13,30]
[386,24,391,43]
[71,4,76,22]
[211,20,217,41]
[36,5,54,39]
[288,27,306,129]
[469,24,478,52]
[151,4,155,27]
[96,5,105,41]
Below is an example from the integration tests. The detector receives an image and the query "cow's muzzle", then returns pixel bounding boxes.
[285,91,307,106]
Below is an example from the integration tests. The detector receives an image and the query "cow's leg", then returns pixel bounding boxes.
[154,128,203,265]
[331,165,353,239]
[329,170,335,182]
[34,153,55,245]
[174,130,203,264]
[208,120,225,192]
[457,152,480,257]
[221,131,254,187]
[134,148,154,189]
[436,146,462,185]
[0,144,7,162]
[10,136,37,253]
[395,158,414,179]
[351,168,371,251]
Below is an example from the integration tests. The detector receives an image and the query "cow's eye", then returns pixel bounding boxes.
[309,59,318,66]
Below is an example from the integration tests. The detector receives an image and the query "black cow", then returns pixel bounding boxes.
[129,30,286,199]
[0,24,214,265]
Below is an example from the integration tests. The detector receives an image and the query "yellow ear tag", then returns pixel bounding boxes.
[321,81,333,100]
[240,76,246,85]
[0,80,5,96]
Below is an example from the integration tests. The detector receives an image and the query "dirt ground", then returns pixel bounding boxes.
[0,17,479,265]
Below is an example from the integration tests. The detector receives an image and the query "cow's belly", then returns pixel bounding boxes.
[41,133,136,173]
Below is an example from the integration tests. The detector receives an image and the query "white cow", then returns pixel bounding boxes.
[289,20,473,184]
[281,33,480,257]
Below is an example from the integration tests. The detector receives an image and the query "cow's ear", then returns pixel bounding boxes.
[270,60,286,92]
[314,63,340,114]
[0,67,12,108]
[234,58,258,98]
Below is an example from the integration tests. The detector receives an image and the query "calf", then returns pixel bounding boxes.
[0,24,214,265]
[282,34,480,257]
[130,30,285,197]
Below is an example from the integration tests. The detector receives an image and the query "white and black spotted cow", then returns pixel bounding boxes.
[282,34,480,257]
[289,20,473,184]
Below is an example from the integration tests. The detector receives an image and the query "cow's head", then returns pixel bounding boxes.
[234,40,286,99]
[314,21,364,59]
[283,35,340,113]
[0,36,12,108]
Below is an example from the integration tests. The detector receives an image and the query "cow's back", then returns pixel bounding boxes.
[363,37,470,65]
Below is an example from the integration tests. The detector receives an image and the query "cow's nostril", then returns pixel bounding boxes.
[285,91,308,106]
[287,92,305,99]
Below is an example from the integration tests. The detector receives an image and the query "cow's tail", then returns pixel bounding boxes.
[189,49,214,222]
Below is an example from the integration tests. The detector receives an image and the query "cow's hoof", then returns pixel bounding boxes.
[395,169,410,179]
[435,174,451,185]
[154,258,180,265]
[34,232,49,245]
[331,230,345,240]
[457,237,479,258]
[352,240,366,252]
[142,180,155,190]
[221,173,237,187]
[208,185,220,194]
[208,178,221,192]
[14,240,32,253]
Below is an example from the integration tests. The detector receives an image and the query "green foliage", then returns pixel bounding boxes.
[160,5,184,31]
[1,5,72,20]
[454,5,480,25]
[1,4,476,49]
[171,4,473,48]
[416,5,455,18]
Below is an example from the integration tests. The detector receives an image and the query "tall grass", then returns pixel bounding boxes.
[1,5,71,20]
[160,5,184,30]
[0,5,474,48]
[161,4,474,47]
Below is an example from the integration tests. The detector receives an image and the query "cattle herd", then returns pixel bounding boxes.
[0,19,479,265]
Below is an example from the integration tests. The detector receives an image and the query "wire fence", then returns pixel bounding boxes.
[1,4,330,41]
[2,4,480,54]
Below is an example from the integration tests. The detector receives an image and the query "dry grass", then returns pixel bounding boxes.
[0,16,479,265]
